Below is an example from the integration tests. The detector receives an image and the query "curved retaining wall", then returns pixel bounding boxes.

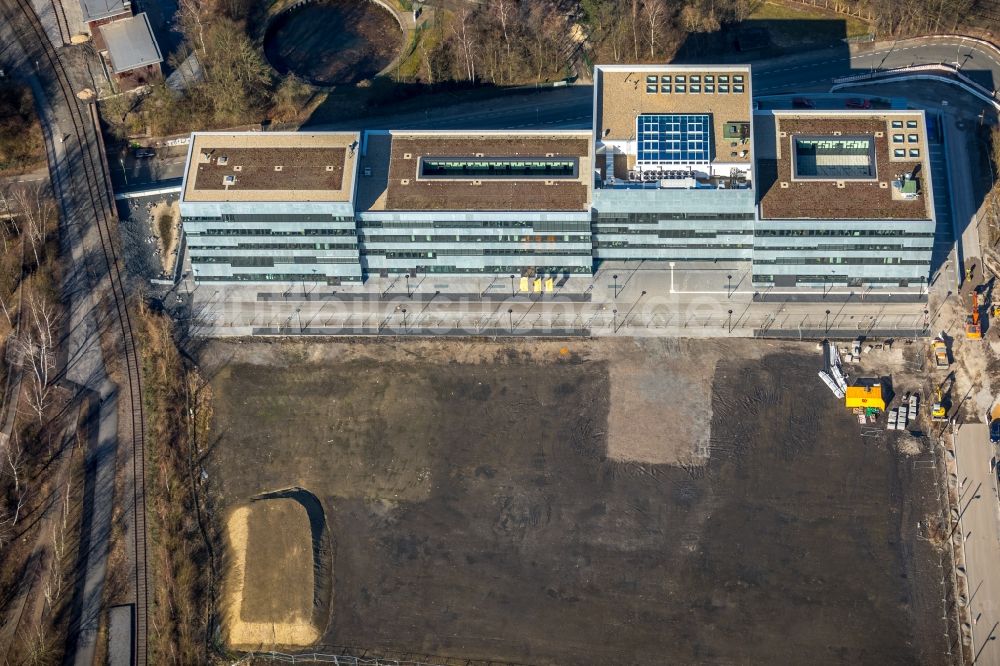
[264,0,411,85]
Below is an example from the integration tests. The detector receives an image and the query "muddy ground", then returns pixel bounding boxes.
[264,0,402,86]
[201,338,952,665]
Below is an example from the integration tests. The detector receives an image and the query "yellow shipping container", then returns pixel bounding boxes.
[845,385,885,411]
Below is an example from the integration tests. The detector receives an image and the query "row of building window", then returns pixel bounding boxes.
[218,214,354,223]
[890,120,920,129]
[594,228,750,237]
[384,265,591,274]
[893,149,921,158]
[190,255,358,266]
[196,274,362,282]
[371,249,591,259]
[755,229,933,237]
[755,257,927,265]
[595,242,751,249]
[360,234,590,243]
[187,242,358,250]
[189,228,356,237]
[597,212,755,222]
[357,220,590,231]
[753,274,923,285]
[758,244,930,252]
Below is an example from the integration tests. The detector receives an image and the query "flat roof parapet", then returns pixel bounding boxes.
[755,111,933,221]
[182,131,360,204]
[358,131,593,213]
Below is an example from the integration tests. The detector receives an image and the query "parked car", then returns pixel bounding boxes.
[846,98,872,109]
[134,147,156,159]
[792,97,815,109]
[991,419,1000,444]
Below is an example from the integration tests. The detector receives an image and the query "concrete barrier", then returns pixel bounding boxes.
[831,64,1000,111]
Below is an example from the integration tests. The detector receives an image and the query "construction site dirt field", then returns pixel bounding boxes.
[200,338,952,665]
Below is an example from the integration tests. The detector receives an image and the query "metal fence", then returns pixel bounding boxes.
[241,651,516,666]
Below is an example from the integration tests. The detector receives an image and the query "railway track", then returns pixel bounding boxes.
[0,0,149,663]
[49,0,71,46]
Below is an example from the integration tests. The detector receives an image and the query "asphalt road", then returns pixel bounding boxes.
[302,36,1000,133]
[954,424,1000,666]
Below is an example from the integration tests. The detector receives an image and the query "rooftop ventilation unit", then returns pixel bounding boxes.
[780,181,789,188]
[403,153,412,159]
[836,181,846,188]
[233,165,242,172]
[400,178,410,185]
[325,165,335,171]
[218,156,229,166]
[223,175,235,187]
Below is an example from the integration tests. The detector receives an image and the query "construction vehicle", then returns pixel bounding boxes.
[932,337,949,368]
[965,292,983,340]
[931,374,954,422]
[990,403,1000,443]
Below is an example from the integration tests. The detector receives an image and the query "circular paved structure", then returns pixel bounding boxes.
[264,0,403,87]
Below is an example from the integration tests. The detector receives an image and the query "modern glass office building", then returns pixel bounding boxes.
[590,65,756,263]
[353,131,594,277]
[179,66,936,289]
[179,132,364,283]
[753,110,935,288]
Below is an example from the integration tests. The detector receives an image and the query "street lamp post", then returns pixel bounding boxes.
[402,307,407,331]
[727,274,733,299]
[825,309,831,336]
[613,308,618,332]
[510,274,515,297]
[613,274,619,299]
[119,157,128,185]
[508,308,513,334]
[727,309,733,333]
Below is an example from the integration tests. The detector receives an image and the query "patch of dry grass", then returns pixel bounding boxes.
[223,500,319,649]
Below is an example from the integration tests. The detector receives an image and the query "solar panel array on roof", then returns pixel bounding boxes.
[636,114,711,165]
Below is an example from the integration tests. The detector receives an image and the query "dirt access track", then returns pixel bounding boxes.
[201,338,953,665]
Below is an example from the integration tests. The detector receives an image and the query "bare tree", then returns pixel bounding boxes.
[0,187,19,254]
[453,7,478,82]
[11,183,53,270]
[18,622,55,666]
[22,288,59,424]
[0,506,13,549]
[176,0,208,58]
[642,0,667,59]
[494,0,515,83]
[631,0,640,60]
[5,435,27,526]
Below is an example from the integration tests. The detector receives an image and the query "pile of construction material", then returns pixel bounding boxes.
[887,393,918,431]
[819,341,848,399]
